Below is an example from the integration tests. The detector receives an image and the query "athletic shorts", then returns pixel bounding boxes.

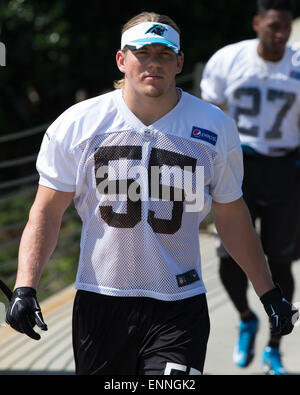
[72,291,210,375]
[218,149,300,262]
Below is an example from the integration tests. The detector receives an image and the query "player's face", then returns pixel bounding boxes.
[253,10,292,59]
[117,44,184,98]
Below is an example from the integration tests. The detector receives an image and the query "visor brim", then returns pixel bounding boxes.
[125,37,180,54]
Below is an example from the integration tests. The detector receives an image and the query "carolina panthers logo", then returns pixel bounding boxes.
[145,24,167,36]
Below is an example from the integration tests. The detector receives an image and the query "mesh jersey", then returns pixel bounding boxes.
[36,89,243,301]
[201,39,300,156]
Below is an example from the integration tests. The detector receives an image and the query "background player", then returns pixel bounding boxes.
[5,11,298,375]
[201,0,300,375]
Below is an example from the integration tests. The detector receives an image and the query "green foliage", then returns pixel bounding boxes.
[0,195,32,227]
[0,190,81,301]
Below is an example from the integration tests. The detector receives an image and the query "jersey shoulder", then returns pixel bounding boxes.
[183,92,234,125]
[45,90,118,148]
[182,92,239,151]
[206,39,257,67]
[285,43,300,72]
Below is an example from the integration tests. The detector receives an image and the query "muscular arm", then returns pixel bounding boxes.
[212,197,274,297]
[14,185,74,290]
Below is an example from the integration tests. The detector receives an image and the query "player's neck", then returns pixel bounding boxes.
[122,85,181,126]
[257,42,285,62]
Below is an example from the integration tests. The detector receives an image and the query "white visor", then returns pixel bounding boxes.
[121,22,180,54]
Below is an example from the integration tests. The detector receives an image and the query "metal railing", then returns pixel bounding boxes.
[0,120,80,300]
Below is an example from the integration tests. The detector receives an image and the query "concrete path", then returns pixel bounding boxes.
[201,231,300,375]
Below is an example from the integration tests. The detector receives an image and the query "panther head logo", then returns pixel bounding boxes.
[145,24,167,36]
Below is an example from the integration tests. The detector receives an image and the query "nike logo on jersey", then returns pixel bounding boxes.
[191,127,218,146]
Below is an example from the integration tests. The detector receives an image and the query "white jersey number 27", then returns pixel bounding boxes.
[234,87,296,139]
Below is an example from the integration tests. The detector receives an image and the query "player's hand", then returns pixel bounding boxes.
[260,285,299,336]
[6,287,47,340]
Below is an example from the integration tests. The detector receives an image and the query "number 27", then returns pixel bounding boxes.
[234,87,296,139]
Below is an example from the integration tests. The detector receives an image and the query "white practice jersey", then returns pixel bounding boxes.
[37,89,243,301]
[201,39,300,156]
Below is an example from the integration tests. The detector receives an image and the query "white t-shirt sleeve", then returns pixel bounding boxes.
[210,117,243,203]
[36,117,77,192]
[200,49,228,105]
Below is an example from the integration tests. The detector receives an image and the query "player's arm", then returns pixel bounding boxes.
[212,197,273,296]
[6,185,74,340]
[15,185,74,289]
[212,197,299,335]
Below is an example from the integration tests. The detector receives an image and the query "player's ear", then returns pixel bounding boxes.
[252,15,261,34]
[116,50,126,73]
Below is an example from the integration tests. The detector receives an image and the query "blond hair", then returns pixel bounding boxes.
[114,12,181,89]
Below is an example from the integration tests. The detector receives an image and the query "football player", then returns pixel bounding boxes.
[201,0,300,375]
[5,11,298,375]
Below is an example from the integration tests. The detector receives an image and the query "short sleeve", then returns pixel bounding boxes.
[210,118,243,203]
[36,119,77,192]
[200,49,227,105]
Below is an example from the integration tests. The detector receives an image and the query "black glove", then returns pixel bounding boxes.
[260,285,299,336]
[6,287,47,340]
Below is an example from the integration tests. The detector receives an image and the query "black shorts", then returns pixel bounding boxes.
[72,291,210,375]
[218,149,300,262]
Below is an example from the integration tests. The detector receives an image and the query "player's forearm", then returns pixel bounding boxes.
[15,206,62,290]
[219,225,274,297]
[213,198,274,297]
